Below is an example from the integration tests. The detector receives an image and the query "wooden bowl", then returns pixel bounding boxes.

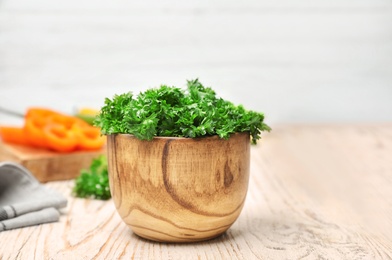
[107,132,250,243]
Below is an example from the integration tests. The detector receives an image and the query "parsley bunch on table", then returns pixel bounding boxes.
[95,79,271,144]
[72,155,111,200]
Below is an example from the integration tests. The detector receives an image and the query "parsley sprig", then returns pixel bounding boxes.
[72,155,111,200]
[95,79,270,144]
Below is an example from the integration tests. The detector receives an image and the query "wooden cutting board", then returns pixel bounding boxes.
[0,141,105,182]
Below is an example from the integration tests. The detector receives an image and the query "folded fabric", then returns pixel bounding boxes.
[0,162,67,232]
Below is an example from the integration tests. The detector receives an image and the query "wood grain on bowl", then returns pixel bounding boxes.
[107,132,250,242]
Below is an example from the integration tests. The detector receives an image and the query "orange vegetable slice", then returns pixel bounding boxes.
[44,124,78,153]
[0,126,30,146]
[72,124,105,150]
[24,116,49,148]
[2,106,105,152]
[47,113,89,130]
[25,107,61,120]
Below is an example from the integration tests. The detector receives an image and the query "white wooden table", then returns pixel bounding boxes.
[1,125,391,259]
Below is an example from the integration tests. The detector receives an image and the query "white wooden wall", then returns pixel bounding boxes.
[1,0,391,126]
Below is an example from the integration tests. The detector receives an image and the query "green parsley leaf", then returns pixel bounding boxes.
[72,155,111,200]
[95,79,271,144]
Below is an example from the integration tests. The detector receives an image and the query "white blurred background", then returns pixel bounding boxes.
[1,0,391,126]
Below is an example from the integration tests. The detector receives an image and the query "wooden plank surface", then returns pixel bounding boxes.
[0,125,391,259]
[0,0,391,125]
[0,142,105,182]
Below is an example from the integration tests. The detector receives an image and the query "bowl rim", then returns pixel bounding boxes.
[106,131,250,141]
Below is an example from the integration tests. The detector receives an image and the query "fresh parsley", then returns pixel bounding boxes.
[72,155,111,200]
[95,79,271,144]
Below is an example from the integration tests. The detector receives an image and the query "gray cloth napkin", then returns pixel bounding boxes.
[0,161,67,231]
